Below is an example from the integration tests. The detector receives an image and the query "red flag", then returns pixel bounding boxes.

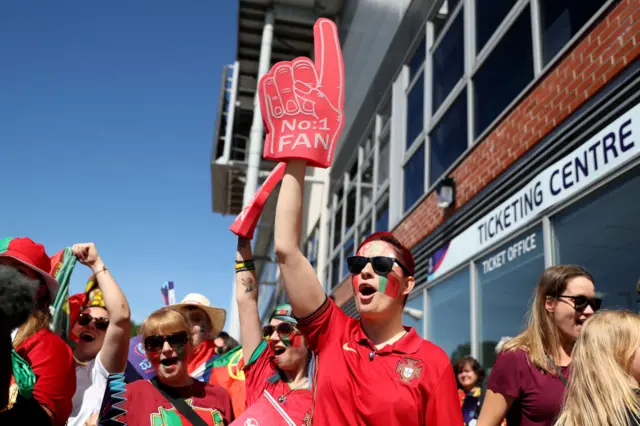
[207,346,246,417]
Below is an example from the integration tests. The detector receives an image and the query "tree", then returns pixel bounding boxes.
[130,320,141,337]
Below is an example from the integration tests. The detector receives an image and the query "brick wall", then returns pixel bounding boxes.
[393,0,640,250]
[332,0,639,304]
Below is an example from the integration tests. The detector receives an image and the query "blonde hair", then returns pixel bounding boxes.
[13,309,51,349]
[502,265,593,374]
[555,310,640,426]
[140,307,189,339]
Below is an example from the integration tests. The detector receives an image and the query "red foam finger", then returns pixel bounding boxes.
[259,74,274,133]
[313,18,344,111]
[229,163,286,239]
[273,62,299,115]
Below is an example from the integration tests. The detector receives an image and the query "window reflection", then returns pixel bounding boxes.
[409,38,426,79]
[432,10,464,113]
[429,90,467,186]
[477,226,544,368]
[474,7,534,138]
[406,73,425,148]
[331,256,341,289]
[375,200,389,232]
[540,0,607,66]
[427,268,471,361]
[475,0,518,53]
[554,168,640,313]
[378,133,390,189]
[343,237,355,280]
[404,144,425,211]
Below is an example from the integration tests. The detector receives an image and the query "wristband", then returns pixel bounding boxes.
[235,261,255,270]
[235,259,254,264]
[235,266,256,273]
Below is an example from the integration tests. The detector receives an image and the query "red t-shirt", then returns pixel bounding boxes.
[487,349,569,425]
[15,327,76,426]
[115,379,234,425]
[244,340,312,425]
[297,298,463,426]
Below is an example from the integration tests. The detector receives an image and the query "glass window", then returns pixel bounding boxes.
[475,0,518,53]
[331,256,341,289]
[432,10,464,113]
[404,143,426,211]
[403,291,425,336]
[377,132,390,189]
[358,214,372,245]
[477,225,544,368]
[406,73,425,148]
[361,154,374,210]
[427,268,471,361]
[474,7,534,138]
[433,0,463,40]
[333,205,342,249]
[554,167,640,312]
[429,90,467,186]
[540,0,607,66]
[375,200,389,232]
[345,187,357,232]
[343,236,355,279]
[409,37,426,79]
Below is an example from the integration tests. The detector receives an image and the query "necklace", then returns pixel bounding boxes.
[278,379,310,403]
[73,355,89,367]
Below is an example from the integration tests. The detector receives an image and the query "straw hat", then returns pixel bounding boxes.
[170,293,226,338]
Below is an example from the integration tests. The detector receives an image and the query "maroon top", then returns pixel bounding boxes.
[487,349,569,426]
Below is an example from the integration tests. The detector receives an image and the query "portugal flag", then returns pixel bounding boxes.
[206,345,246,417]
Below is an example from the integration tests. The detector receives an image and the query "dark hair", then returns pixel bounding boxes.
[453,356,485,389]
[215,331,240,354]
[357,232,415,276]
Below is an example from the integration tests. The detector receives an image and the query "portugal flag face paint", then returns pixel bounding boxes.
[354,241,403,299]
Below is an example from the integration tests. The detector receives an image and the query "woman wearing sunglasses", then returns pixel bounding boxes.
[67,243,131,426]
[272,160,463,426]
[101,307,233,425]
[477,265,599,426]
[234,237,312,424]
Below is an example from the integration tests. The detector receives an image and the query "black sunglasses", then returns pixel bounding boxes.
[262,323,297,339]
[144,331,189,353]
[346,256,411,276]
[77,313,110,331]
[557,295,602,312]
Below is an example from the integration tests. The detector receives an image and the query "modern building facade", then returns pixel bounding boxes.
[212,0,640,360]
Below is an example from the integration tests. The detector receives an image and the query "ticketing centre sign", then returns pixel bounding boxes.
[427,101,640,281]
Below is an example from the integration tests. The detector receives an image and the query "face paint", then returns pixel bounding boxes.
[291,334,305,348]
[175,344,186,361]
[148,351,162,366]
[281,333,292,347]
[352,274,360,292]
[378,273,401,298]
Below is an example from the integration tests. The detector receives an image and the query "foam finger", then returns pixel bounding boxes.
[313,18,344,109]
[273,62,299,115]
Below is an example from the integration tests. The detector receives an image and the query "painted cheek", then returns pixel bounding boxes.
[175,345,186,360]
[352,275,360,292]
[291,334,305,348]
[148,351,162,366]
[378,273,401,298]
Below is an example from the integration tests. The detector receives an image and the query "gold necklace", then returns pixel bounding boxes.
[73,355,89,366]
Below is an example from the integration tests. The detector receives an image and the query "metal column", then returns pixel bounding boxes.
[243,10,275,206]
[228,10,275,341]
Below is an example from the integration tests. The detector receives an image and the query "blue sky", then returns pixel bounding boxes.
[0,1,239,324]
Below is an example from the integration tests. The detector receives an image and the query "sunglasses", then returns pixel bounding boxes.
[557,295,602,312]
[262,323,297,339]
[346,256,411,276]
[77,313,110,331]
[144,331,190,353]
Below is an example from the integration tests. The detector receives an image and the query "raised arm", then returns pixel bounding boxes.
[273,160,326,318]
[72,243,131,374]
[235,237,263,361]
